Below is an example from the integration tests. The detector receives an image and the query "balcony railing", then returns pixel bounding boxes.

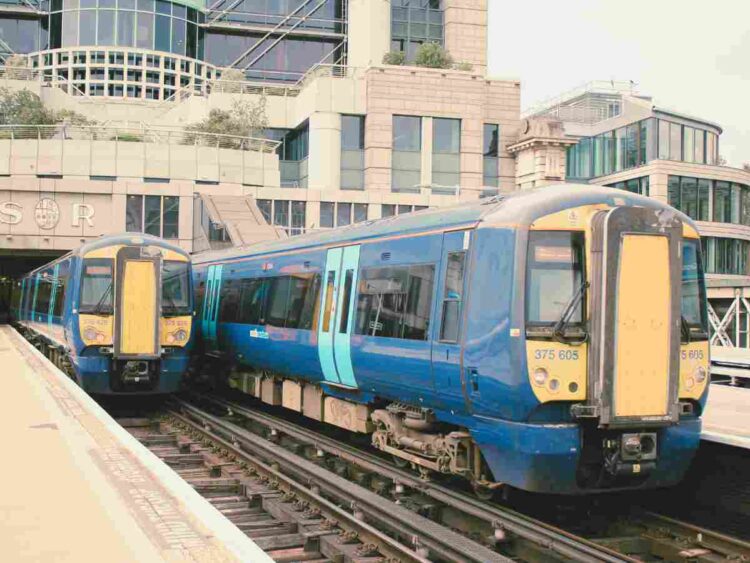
[0,123,281,152]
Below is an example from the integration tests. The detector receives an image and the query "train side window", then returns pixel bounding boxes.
[339,270,354,333]
[195,281,205,318]
[52,260,70,318]
[218,279,240,323]
[298,273,321,331]
[355,264,435,341]
[35,270,54,315]
[322,271,336,332]
[286,273,317,329]
[239,278,267,325]
[266,277,291,327]
[439,252,466,342]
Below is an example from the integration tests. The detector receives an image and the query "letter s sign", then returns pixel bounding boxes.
[0,201,22,225]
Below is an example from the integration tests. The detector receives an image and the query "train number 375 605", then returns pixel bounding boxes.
[681,350,705,360]
[534,349,580,361]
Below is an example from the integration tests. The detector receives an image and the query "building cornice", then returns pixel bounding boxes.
[506,136,578,153]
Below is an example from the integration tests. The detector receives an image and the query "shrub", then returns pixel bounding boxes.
[414,42,453,69]
[184,97,268,149]
[382,50,406,66]
[454,61,473,72]
[113,133,143,142]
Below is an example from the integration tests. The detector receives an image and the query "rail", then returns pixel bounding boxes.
[188,393,633,563]
[0,124,281,153]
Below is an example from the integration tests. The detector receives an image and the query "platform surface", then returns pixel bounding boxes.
[702,383,750,449]
[0,326,270,562]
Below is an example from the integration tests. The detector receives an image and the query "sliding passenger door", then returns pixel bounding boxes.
[201,264,223,351]
[317,245,360,388]
[431,230,470,411]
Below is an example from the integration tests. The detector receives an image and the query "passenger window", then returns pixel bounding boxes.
[266,277,291,327]
[339,270,354,333]
[35,271,54,314]
[218,279,240,323]
[322,271,336,333]
[355,264,435,340]
[286,274,318,330]
[440,252,465,342]
[298,274,321,331]
[239,278,267,325]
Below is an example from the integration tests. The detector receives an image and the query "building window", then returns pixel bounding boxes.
[266,122,309,188]
[392,115,422,192]
[667,176,750,225]
[702,237,750,275]
[48,1,204,58]
[341,115,365,190]
[432,117,460,193]
[381,203,428,217]
[391,0,444,61]
[605,176,650,196]
[126,194,179,238]
[320,202,368,228]
[256,199,306,236]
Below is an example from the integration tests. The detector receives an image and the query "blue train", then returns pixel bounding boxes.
[192,184,710,495]
[11,234,193,394]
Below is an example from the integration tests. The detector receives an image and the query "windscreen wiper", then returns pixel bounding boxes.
[92,282,113,315]
[552,280,589,344]
[680,315,692,344]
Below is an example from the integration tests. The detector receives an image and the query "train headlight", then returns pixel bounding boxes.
[533,368,548,386]
[694,366,707,384]
[83,327,97,341]
[685,376,695,390]
[174,329,187,342]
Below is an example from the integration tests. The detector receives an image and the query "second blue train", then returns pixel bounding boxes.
[192,184,710,495]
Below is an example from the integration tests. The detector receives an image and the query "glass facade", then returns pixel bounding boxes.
[605,176,649,196]
[567,118,719,180]
[667,175,750,225]
[381,203,428,217]
[340,114,364,190]
[46,0,205,59]
[702,237,750,276]
[392,115,421,192]
[391,0,444,62]
[431,117,459,193]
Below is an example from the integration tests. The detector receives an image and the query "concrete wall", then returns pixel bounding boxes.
[444,0,488,74]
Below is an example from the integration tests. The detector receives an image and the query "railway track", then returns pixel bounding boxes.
[178,391,750,562]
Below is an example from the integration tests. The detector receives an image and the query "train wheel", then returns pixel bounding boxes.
[472,482,502,501]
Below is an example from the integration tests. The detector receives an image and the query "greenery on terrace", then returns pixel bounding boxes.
[382,42,473,71]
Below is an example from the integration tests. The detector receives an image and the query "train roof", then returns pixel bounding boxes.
[193,183,696,265]
[23,234,189,277]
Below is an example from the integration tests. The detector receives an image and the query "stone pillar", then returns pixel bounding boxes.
[506,118,577,189]
[307,112,341,192]
[347,0,392,68]
[444,0,487,74]
[421,117,433,189]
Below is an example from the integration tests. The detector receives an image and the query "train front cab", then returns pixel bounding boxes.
[507,202,709,493]
[76,240,192,394]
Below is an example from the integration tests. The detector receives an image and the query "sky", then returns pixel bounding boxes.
[487,0,750,166]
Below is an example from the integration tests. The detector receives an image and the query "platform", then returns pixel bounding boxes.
[702,384,750,449]
[0,326,270,563]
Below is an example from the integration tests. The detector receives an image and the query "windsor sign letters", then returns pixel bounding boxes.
[0,198,95,229]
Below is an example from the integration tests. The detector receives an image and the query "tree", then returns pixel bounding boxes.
[743,162,750,172]
[185,97,268,148]
[0,88,56,126]
[717,155,728,166]
[414,42,453,69]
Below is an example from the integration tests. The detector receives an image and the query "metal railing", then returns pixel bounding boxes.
[0,123,281,153]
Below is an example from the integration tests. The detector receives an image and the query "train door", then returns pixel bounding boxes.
[317,245,360,388]
[114,247,160,358]
[431,230,470,410]
[201,264,223,351]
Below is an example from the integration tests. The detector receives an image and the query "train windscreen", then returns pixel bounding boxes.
[79,259,114,314]
[162,261,191,316]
